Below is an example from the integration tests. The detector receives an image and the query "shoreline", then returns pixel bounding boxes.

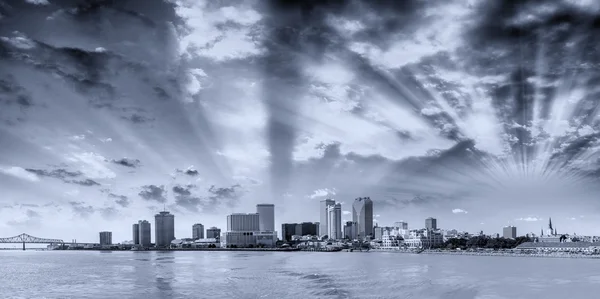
[368,249,600,259]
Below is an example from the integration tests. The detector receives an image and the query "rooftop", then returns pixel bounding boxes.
[517,242,600,248]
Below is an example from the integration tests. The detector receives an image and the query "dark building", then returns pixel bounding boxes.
[206,227,221,240]
[425,217,437,230]
[281,222,319,242]
[132,223,140,244]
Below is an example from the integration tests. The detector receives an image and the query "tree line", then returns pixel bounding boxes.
[442,236,532,250]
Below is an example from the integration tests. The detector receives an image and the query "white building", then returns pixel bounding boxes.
[404,229,444,249]
[193,238,220,248]
[320,199,335,238]
[256,204,275,232]
[328,203,342,239]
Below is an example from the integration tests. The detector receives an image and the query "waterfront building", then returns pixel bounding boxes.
[206,227,221,240]
[425,217,437,230]
[516,241,600,254]
[227,213,259,231]
[192,238,220,248]
[327,203,342,240]
[132,223,139,244]
[352,197,374,239]
[99,231,112,246]
[192,223,204,240]
[256,204,275,232]
[404,229,443,248]
[503,226,517,239]
[281,222,319,242]
[138,220,151,246]
[343,221,357,240]
[320,199,335,238]
[538,217,562,242]
[155,211,175,248]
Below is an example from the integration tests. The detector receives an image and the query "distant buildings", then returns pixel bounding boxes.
[320,199,335,238]
[138,220,151,247]
[155,211,175,248]
[206,227,221,240]
[224,211,276,248]
[425,217,437,230]
[99,231,112,246]
[256,204,275,232]
[394,221,408,230]
[192,223,204,240]
[352,197,373,239]
[281,222,319,242]
[503,226,517,239]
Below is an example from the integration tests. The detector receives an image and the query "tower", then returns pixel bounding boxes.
[320,199,335,238]
[352,197,374,239]
[155,211,175,248]
[256,204,275,232]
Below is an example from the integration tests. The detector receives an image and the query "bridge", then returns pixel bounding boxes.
[0,233,64,250]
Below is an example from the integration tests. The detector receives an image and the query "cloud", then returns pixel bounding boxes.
[110,158,141,168]
[308,188,337,199]
[69,179,100,187]
[452,208,468,214]
[68,201,95,218]
[138,185,167,203]
[25,168,81,179]
[108,193,130,207]
[516,217,542,222]
[176,166,199,176]
[342,210,351,215]
[0,166,40,182]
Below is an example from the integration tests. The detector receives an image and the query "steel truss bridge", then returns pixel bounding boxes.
[0,233,64,250]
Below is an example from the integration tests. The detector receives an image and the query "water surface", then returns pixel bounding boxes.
[0,251,597,299]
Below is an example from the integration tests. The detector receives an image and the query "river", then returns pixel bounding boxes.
[0,250,598,298]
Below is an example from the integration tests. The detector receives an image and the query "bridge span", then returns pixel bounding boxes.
[0,233,64,250]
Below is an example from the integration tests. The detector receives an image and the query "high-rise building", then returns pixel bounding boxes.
[192,223,204,239]
[206,227,221,239]
[138,220,151,246]
[327,203,342,239]
[132,223,140,244]
[343,221,357,240]
[282,222,319,241]
[256,204,275,232]
[319,199,335,238]
[503,226,517,239]
[425,217,437,230]
[99,231,112,246]
[394,221,408,230]
[352,197,374,239]
[227,213,260,231]
[155,211,175,248]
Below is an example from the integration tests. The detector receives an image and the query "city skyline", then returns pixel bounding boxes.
[2,0,600,243]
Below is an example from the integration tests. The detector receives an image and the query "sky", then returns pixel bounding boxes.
[1,0,600,243]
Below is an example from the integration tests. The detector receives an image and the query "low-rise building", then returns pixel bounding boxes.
[516,241,600,254]
[193,238,220,248]
[404,229,444,248]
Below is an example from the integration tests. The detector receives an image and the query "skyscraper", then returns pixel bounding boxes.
[132,223,140,244]
[256,204,275,232]
[425,217,437,230]
[328,203,342,239]
[155,211,175,248]
[319,199,335,238]
[227,213,259,231]
[352,197,373,239]
[192,223,204,239]
[138,220,151,246]
[99,231,112,246]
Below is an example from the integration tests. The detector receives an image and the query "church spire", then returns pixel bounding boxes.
[549,217,553,231]
[541,227,543,236]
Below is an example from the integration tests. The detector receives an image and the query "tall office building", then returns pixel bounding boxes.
[192,223,204,239]
[206,227,221,239]
[155,211,175,248]
[256,204,275,232]
[319,199,335,238]
[132,223,140,244]
[99,231,112,246]
[227,213,260,231]
[425,217,437,230]
[328,203,342,239]
[503,226,517,239]
[352,197,374,239]
[343,221,358,240]
[138,220,151,246]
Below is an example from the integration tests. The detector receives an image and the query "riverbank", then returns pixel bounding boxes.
[366,248,600,259]
[53,248,302,252]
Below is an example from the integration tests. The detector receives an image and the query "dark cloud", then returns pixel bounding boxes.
[138,185,167,203]
[206,184,242,209]
[68,201,95,218]
[69,179,100,186]
[108,193,130,207]
[172,184,202,213]
[175,167,199,176]
[171,184,242,213]
[25,209,40,218]
[110,158,141,168]
[25,168,82,179]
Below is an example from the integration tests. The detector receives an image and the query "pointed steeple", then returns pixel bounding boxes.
[541,227,543,236]
[549,217,553,231]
